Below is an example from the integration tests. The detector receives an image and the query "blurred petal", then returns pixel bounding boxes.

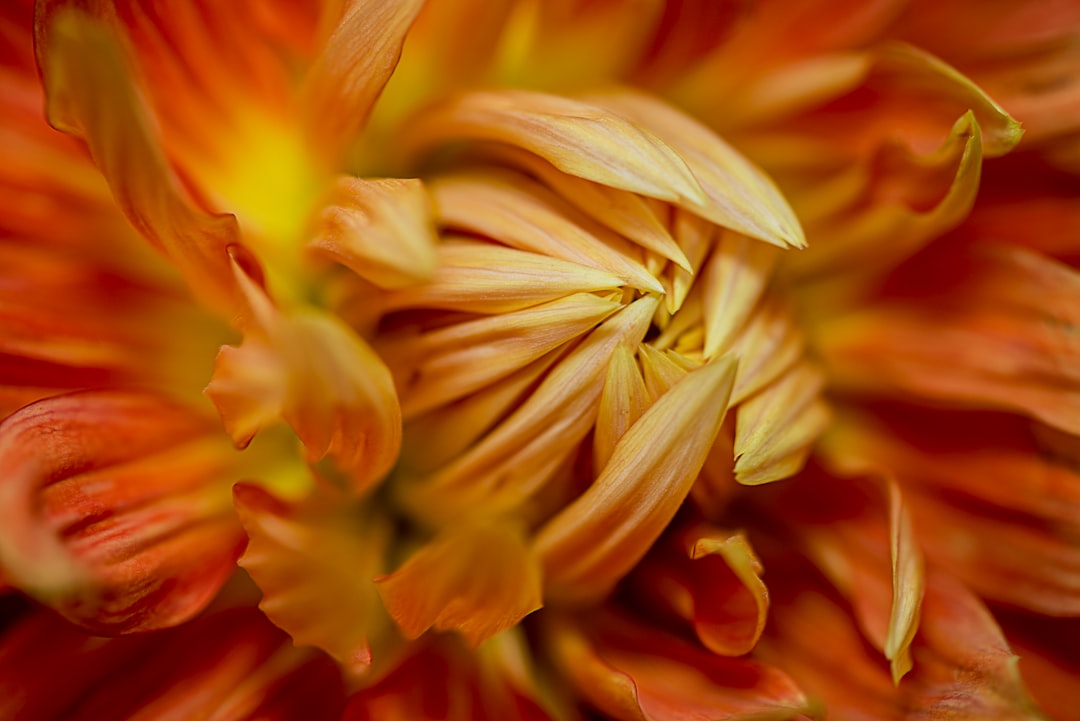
[375,519,542,647]
[0,607,345,721]
[0,391,242,634]
[234,482,390,678]
[546,612,811,721]
[535,354,737,603]
[309,176,439,289]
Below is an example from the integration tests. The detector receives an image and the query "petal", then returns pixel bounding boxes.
[700,230,779,359]
[999,610,1080,721]
[402,89,707,205]
[375,519,543,647]
[535,353,738,603]
[381,291,621,418]
[0,391,243,634]
[0,607,345,721]
[301,0,425,159]
[206,262,402,494]
[309,176,439,289]
[234,482,390,679]
[733,360,831,485]
[593,344,651,472]
[395,296,657,526]
[816,243,1080,434]
[430,169,663,293]
[546,611,811,721]
[37,8,243,315]
[584,90,806,249]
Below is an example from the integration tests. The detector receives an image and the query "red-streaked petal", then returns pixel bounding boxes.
[301,0,424,159]
[0,390,243,634]
[234,482,390,679]
[0,607,345,721]
[309,176,438,289]
[37,8,243,315]
[535,354,738,603]
[546,611,811,721]
[375,519,543,647]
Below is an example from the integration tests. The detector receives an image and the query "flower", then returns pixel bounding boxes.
[1,0,1079,719]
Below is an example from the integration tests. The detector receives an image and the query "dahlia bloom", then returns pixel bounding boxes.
[1,0,1079,719]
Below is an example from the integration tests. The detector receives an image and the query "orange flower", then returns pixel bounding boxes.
[2,1,1079,720]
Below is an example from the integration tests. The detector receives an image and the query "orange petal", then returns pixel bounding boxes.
[546,611,810,721]
[584,90,806,249]
[382,291,621,418]
[430,169,663,293]
[402,89,707,204]
[37,8,243,315]
[206,262,401,493]
[0,391,243,634]
[375,519,542,647]
[309,176,438,289]
[0,607,345,721]
[817,243,1080,434]
[535,353,737,603]
[999,610,1080,721]
[234,483,390,679]
[301,0,425,159]
[733,361,830,485]
[396,296,657,525]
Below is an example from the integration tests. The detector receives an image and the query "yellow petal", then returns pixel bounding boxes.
[309,176,438,289]
[728,299,805,405]
[431,169,663,293]
[39,9,241,315]
[402,89,706,204]
[637,343,692,400]
[301,0,425,159]
[536,354,738,603]
[380,239,629,315]
[701,231,779,360]
[734,361,830,485]
[585,90,806,250]
[234,483,390,680]
[396,296,658,525]
[885,481,923,685]
[383,292,620,418]
[375,519,542,647]
[593,344,651,473]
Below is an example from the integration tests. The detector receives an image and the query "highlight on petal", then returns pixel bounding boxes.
[301,0,425,159]
[234,482,390,679]
[545,611,810,721]
[375,519,543,647]
[0,391,243,634]
[535,353,738,603]
[309,176,439,289]
[816,243,1080,434]
[206,262,402,494]
[395,295,657,525]
[402,89,707,204]
[0,607,345,721]
[37,8,243,315]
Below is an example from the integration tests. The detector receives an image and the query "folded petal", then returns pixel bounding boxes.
[0,607,345,721]
[375,519,543,647]
[546,611,811,721]
[234,482,390,679]
[309,176,439,289]
[535,353,737,603]
[0,390,243,634]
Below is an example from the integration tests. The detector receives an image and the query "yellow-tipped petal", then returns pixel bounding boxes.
[380,240,629,315]
[734,361,830,485]
[375,519,542,647]
[309,176,438,289]
[384,292,621,418]
[585,90,806,250]
[431,169,664,293]
[397,296,658,525]
[702,231,779,360]
[593,344,651,473]
[403,89,707,204]
[885,481,924,685]
[536,354,738,603]
[302,0,425,159]
[234,483,390,679]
